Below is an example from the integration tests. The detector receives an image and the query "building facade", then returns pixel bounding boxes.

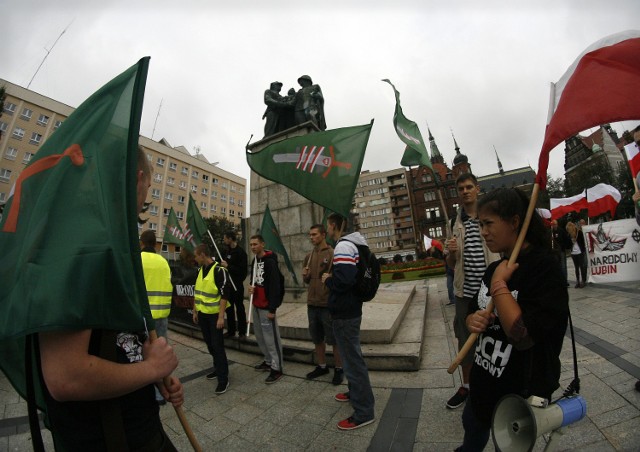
[0,79,246,255]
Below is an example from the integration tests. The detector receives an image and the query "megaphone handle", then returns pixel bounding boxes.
[447,299,494,374]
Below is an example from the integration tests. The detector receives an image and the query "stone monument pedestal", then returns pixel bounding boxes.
[247,122,324,302]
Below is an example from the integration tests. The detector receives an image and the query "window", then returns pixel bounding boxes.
[167,176,175,186]
[176,211,184,220]
[163,208,171,217]
[230,184,236,192]
[181,167,188,175]
[149,205,158,216]
[229,196,235,205]
[4,147,17,160]
[23,152,33,164]
[213,178,219,185]
[3,102,16,115]
[191,185,197,193]
[221,207,226,215]
[201,202,207,209]
[210,205,217,212]
[149,222,157,231]
[192,170,199,178]
[202,188,208,196]
[165,192,173,201]
[424,191,436,202]
[151,188,160,199]
[429,227,443,237]
[202,174,209,182]
[161,244,168,252]
[211,191,217,199]
[425,207,441,219]
[0,168,12,183]
[20,108,33,120]
[229,209,235,217]
[169,162,177,171]
[146,153,153,161]
[153,173,163,183]
[12,127,25,140]
[29,132,43,145]
[238,211,243,218]
[156,158,165,167]
[421,174,433,183]
[179,181,187,190]
[0,192,5,202]
[54,120,63,130]
[221,182,227,189]
[449,188,457,198]
[37,114,49,126]
[221,194,227,202]
[0,122,7,133]
[178,195,185,204]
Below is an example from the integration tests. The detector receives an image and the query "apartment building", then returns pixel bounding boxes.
[0,79,246,252]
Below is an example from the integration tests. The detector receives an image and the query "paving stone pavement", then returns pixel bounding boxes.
[0,268,639,451]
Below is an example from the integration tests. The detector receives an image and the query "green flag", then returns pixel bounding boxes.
[261,205,299,285]
[184,193,208,252]
[247,122,373,218]
[382,79,432,169]
[0,58,150,409]
[163,207,185,246]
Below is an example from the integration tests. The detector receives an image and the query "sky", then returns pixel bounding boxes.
[3,0,640,189]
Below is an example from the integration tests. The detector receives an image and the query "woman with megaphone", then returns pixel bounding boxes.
[454,188,569,452]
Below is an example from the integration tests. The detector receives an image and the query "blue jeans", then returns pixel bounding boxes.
[456,400,490,451]
[198,312,229,383]
[332,317,375,423]
[446,271,454,303]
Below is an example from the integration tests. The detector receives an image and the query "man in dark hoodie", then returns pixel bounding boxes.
[220,230,248,340]
[248,234,284,384]
[321,213,375,431]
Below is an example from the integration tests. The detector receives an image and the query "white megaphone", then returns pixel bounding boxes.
[492,394,587,452]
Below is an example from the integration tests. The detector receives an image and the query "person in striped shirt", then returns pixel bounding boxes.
[445,173,500,410]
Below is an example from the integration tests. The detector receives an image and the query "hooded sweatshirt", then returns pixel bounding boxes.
[326,232,367,319]
[250,250,283,313]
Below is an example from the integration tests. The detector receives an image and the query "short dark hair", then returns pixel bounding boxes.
[224,230,237,242]
[310,224,326,235]
[250,234,265,243]
[194,243,211,257]
[455,172,478,186]
[327,213,346,231]
[140,230,156,247]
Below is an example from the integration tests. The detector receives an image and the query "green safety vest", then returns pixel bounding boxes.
[194,264,221,314]
[141,252,173,319]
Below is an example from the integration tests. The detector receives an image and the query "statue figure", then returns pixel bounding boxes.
[293,75,326,130]
[262,81,288,138]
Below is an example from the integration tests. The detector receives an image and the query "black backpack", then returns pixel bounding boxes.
[343,240,381,302]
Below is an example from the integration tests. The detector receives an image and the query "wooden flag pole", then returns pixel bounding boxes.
[207,230,238,292]
[245,257,257,337]
[447,183,540,374]
[148,330,202,452]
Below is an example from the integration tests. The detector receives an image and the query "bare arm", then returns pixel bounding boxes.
[39,329,178,402]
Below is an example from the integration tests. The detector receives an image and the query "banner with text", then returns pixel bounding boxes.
[583,219,640,284]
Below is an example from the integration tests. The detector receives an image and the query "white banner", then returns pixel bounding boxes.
[582,219,640,284]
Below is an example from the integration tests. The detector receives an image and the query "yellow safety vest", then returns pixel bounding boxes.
[194,264,221,314]
[141,252,173,319]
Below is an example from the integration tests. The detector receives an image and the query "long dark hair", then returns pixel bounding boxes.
[477,188,550,251]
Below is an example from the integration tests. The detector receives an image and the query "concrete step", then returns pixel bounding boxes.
[169,280,429,371]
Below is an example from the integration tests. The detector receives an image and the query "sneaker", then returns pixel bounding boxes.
[238,335,248,342]
[335,392,350,402]
[215,381,229,394]
[446,387,469,409]
[265,370,283,384]
[332,368,344,386]
[306,365,330,380]
[223,332,236,339]
[206,371,217,380]
[254,361,271,371]
[337,416,375,430]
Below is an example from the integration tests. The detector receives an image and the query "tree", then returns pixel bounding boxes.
[539,174,565,208]
[202,215,237,257]
[565,157,614,196]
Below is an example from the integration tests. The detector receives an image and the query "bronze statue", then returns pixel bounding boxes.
[263,81,288,137]
[293,75,326,130]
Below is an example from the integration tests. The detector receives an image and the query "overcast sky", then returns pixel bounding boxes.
[4,0,639,188]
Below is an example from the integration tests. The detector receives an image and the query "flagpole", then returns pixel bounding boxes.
[206,230,238,292]
[245,258,257,337]
[448,183,539,374]
[149,330,202,451]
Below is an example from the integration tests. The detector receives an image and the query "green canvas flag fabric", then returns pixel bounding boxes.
[381,79,432,169]
[184,194,208,252]
[0,58,151,409]
[261,206,299,285]
[246,122,373,218]
[163,207,185,246]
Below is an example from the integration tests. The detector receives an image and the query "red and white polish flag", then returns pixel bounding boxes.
[623,142,640,178]
[536,30,640,189]
[550,191,587,219]
[586,183,621,218]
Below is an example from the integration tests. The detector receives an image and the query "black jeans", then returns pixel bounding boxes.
[198,312,229,382]
[225,286,247,335]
